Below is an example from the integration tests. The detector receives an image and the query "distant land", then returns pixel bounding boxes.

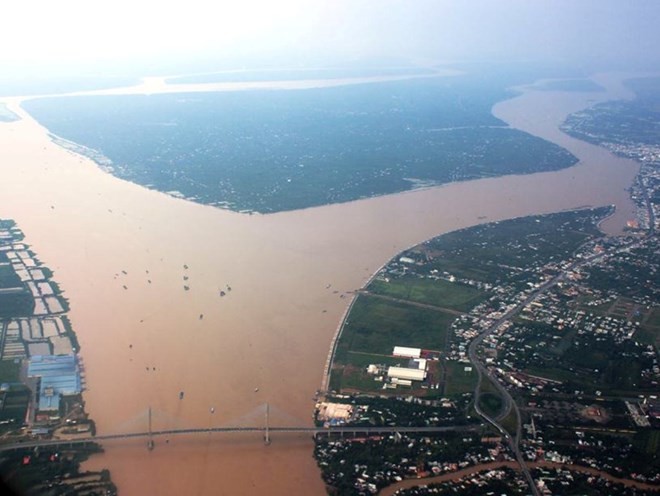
[165,66,436,85]
[0,76,139,98]
[563,77,660,148]
[562,76,660,231]
[22,71,578,213]
[534,78,605,92]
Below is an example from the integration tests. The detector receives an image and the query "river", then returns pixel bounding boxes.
[379,461,660,495]
[0,73,639,495]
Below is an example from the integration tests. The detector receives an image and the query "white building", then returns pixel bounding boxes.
[387,366,426,382]
[393,346,421,359]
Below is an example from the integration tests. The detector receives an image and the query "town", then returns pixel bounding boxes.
[0,219,116,495]
[314,78,660,494]
[316,202,659,495]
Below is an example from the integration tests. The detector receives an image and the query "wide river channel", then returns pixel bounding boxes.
[0,72,640,495]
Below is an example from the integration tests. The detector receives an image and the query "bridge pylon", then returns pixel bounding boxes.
[147,406,155,451]
[264,403,271,446]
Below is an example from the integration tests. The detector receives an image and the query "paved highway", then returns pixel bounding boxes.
[467,237,642,496]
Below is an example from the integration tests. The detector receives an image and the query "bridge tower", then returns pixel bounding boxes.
[264,403,271,446]
[147,406,155,451]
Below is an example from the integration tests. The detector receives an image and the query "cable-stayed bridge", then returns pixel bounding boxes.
[0,403,478,452]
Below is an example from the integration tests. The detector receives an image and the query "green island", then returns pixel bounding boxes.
[562,76,660,233]
[315,207,659,495]
[22,71,577,213]
[0,219,116,495]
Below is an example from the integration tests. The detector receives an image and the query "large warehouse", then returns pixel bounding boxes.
[27,354,82,412]
[387,366,426,382]
[393,346,422,359]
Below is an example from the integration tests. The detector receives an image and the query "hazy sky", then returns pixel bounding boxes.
[2,0,659,74]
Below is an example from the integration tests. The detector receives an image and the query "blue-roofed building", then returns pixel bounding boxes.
[27,355,82,413]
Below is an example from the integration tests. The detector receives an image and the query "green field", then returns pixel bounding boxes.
[478,392,504,418]
[636,306,660,346]
[524,364,587,384]
[443,361,478,395]
[368,276,487,312]
[500,409,519,437]
[525,357,651,396]
[635,326,660,346]
[635,430,660,456]
[334,294,454,362]
[331,368,383,393]
[330,293,457,394]
[646,307,660,328]
[330,352,416,393]
[331,353,480,397]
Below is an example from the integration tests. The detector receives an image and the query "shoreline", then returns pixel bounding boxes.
[316,72,652,496]
[319,200,619,396]
[320,74,646,393]
[4,70,638,225]
[1,68,461,103]
[378,461,660,496]
[0,72,647,495]
[9,67,575,218]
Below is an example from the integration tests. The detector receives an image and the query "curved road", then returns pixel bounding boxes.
[467,237,643,496]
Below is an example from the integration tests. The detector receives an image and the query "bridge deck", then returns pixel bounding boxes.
[0,424,479,451]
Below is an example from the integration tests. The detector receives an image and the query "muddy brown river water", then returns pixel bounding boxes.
[0,72,640,494]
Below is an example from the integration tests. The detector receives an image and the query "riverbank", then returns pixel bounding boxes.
[0,72,642,494]
[379,461,660,495]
